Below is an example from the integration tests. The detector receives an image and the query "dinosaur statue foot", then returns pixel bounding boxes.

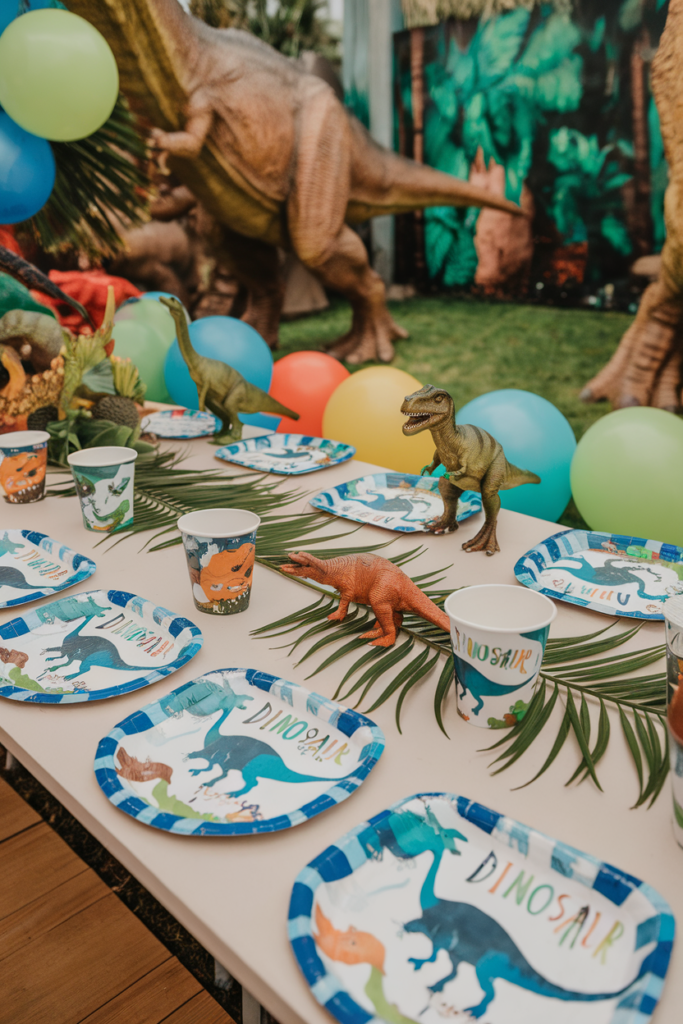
[462,524,500,556]
[424,516,458,535]
[326,314,408,364]
[360,623,383,639]
[368,633,397,647]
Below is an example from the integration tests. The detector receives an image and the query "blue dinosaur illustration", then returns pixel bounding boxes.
[36,595,107,625]
[186,733,354,796]
[161,676,253,722]
[561,555,667,601]
[404,901,634,1016]
[0,566,42,591]
[0,532,24,558]
[37,614,153,682]
[455,659,527,717]
[347,490,432,521]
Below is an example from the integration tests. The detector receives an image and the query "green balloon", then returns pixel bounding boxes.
[0,11,119,142]
[114,300,178,350]
[571,408,683,546]
[111,320,173,404]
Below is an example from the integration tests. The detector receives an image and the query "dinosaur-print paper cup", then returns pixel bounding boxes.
[664,594,683,848]
[445,584,557,729]
[67,446,137,533]
[0,430,49,503]
[177,508,260,615]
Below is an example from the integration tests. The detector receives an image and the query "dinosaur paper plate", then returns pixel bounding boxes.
[140,408,220,438]
[309,472,482,532]
[0,529,96,610]
[94,668,384,835]
[0,589,203,704]
[215,434,356,475]
[515,529,683,620]
[289,792,674,1024]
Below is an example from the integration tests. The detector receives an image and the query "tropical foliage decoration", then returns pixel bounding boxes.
[48,454,668,805]
[190,0,340,60]
[401,0,572,29]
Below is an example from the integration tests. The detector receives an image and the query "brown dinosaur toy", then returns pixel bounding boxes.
[401,385,540,556]
[280,551,449,648]
[67,0,523,364]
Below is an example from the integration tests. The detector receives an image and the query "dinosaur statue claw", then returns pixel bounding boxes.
[327,313,408,364]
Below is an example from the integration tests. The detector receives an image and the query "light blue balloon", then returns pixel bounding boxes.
[0,111,55,223]
[164,315,279,429]
[434,389,576,522]
[0,0,18,37]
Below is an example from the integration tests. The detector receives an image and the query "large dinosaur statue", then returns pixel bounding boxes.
[161,296,299,441]
[581,0,683,410]
[66,0,522,364]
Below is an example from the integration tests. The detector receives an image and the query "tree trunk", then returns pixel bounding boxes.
[410,26,426,284]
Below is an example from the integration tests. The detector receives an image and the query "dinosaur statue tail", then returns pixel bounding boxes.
[347,125,525,221]
[408,589,450,633]
[501,461,541,490]
[241,387,300,422]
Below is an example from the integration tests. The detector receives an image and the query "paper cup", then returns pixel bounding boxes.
[67,446,137,532]
[177,508,260,615]
[664,594,683,848]
[444,584,557,728]
[0,430,49,503]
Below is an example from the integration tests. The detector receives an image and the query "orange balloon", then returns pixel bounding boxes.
[270,351,350,436]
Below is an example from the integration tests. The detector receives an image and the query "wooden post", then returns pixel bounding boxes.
[410,25,426,281]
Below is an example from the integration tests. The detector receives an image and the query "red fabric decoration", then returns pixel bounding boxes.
[31,270,142,333]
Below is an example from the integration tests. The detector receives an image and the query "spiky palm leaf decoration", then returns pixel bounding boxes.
[48,452,669,805]
[21,95,150,257]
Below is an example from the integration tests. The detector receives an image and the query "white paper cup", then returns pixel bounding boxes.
[444,584,557,728]
[67,446,137,532]
[0,430,49,503]
[177,508,261,615]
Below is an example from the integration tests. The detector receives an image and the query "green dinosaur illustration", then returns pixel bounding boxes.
[87,498,131,532]
[160,297,300,443]
[401,385,540,555]
[151,780,220,822]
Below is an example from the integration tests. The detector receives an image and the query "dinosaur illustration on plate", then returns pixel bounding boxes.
[349,490,433,521]
[0,533,24,558]
[558,555,669,599]
[0,566,43,591]
[186,733,354,796]
[36,595,107,625]
[37,613,154,682]
[314,905,418,1024]
[0,647,28,669]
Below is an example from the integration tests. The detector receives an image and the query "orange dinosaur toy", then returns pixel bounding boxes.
[199,543,254,604]
[280,551,450,648]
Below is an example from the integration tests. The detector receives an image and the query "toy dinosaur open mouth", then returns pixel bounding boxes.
[402,411,432,432]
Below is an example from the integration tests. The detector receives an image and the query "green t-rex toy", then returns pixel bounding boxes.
[401,385,540,555]
[160,297,299,443]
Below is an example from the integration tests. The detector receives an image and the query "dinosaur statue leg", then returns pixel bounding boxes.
[361,608,402,646]
[211,226,285,349]
[462,484,501,556]
[424,477,463,534]
[328,596,351,622]
[287,88,407,364]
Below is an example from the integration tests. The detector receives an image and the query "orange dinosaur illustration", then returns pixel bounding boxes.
[116,747,173,784]
[199,542,254,604]
[0,647,29,669]
[0,448,46,503]
[314,905,385,972]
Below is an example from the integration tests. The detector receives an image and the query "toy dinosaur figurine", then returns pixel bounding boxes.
[67,0,522,364]
[280,551,449,648]
[401,386,540,556]
[160,296,299,442]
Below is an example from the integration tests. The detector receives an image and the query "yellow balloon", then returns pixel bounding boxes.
[322,367,435,474]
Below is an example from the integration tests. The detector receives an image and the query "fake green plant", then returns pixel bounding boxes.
[190,0,339,60]
[47,454,668,805]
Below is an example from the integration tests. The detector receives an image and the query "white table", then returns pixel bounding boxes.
[0,439,679,1024]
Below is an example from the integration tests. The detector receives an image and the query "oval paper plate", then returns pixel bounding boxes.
[289,792,673,1024]
[94,668,384,835]
[515,529,683,619]
[0,589,202,703]
[140,409,219,438]
[0,529,96,609]
[215,434,355,475]
[310,472,482,533]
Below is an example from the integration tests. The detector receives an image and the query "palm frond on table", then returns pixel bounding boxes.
[49,451,668,804]
[253,587,668,807]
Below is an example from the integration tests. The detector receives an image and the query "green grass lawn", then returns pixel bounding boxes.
[278,296,632,528]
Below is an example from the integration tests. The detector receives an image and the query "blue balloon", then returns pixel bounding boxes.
[164,316,279,430]
[0,111,55,223]
[434,389,577,522]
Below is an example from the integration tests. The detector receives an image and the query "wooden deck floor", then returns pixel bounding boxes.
[0,778,235,1024]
